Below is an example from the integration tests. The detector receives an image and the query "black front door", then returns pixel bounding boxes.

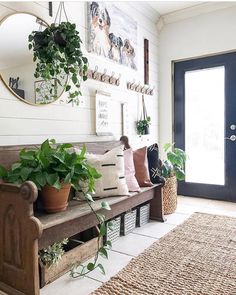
[174,52,236,202]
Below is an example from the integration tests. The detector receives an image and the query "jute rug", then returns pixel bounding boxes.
[91,213,236,295]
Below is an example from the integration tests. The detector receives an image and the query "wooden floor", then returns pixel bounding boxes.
[40,195,236,295]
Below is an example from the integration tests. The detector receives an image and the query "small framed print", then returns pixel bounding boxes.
[95,91,113,136]
[34,79,57,104]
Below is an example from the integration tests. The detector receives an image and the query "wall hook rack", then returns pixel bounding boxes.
[87,66,121,86]
[127,80,154,95]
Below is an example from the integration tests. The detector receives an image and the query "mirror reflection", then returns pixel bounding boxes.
[0,13,67,105]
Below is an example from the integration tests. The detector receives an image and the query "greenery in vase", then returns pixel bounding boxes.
[161,143,187,181]
[28,22,88,105]
[136,116,151,135]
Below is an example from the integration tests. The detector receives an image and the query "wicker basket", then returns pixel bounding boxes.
[106,216,121,243]
[163,175,177,214]
[136,203,150,227]
[121,209,137,235]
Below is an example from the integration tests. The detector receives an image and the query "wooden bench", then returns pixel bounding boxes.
[0,141,164,295]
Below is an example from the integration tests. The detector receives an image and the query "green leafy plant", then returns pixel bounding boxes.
[39,238,69,267]
[136,116,151,135]
[0,139,100,191]
[28,21,88,105]
[70,197,113,278]
[161,143,187,181]
[0,139,112,277]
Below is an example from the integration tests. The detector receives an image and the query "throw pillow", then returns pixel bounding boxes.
[124,148,141,192]
[147,143,166,184]
[76,145,129,198]
[133,146,153,187]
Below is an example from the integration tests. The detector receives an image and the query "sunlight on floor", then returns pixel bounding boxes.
[41,196,236,295]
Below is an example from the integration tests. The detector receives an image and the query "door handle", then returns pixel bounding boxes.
[226,135,236,141]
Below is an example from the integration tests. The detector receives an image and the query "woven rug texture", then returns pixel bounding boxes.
[91,213,236,295]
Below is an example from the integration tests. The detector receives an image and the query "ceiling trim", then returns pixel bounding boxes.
[129,2,160,23]
[159,2,236,27]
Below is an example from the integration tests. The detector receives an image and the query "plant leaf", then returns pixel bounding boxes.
[101,201,111,211]
[99,223,107,236]
[87,262,95,271]
[99,247,108,259]
[97,263,105,275]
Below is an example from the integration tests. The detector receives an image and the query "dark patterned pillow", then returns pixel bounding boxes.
[147,144,165,184]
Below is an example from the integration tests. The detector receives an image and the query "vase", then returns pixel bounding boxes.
[41,183,71,213]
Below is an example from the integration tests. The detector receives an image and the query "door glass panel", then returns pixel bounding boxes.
[185,66,225,185]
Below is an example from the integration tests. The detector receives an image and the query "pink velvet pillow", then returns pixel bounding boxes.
[124,148,141,192]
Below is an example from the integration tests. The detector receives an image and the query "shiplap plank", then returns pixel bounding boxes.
[0,1,159,146]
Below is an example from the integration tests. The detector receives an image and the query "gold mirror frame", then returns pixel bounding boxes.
[0,12,67,106]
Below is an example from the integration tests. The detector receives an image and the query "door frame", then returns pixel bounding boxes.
[173,51,236,202]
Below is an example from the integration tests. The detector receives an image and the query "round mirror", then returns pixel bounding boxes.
[0,13,67,105]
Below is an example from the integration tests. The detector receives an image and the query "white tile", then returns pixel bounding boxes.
[112,233,157,256]
[40,274,101,295]
[207,199,236,211]
[198,207,236,217]
[165,212,192,225]
[132,220,176,238]
[178,195,212,206]
[175,203,203,214]
[86,250,132,283]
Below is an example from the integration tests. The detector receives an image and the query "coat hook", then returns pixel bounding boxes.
[93,65,101,80]
[135,82,141,92]
[101,68,107,82]
[130,79,136,90]
[109,72,116,84]
[116,74,121,86]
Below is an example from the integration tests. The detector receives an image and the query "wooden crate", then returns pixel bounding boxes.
[39,237,101,288]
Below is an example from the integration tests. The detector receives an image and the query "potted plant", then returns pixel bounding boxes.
[28,20,88,105]
[136,95,151,136]
[136,116,151,135]
[0,139,101,213]
[161,143,187,214]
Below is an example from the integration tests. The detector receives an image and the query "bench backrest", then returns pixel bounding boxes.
[0,141,121,168]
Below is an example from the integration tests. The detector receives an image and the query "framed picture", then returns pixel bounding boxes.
[88,2,137,70]
[95,91,113,136]
[34,79,57,104]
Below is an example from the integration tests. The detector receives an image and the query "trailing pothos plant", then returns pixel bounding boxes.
[70,195,113,277]
[161,143,187,181]
[0,139,99,191]
[28,21,88,105]
[0,139,113,277]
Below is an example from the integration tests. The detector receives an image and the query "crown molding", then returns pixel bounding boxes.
[161,2,236,26]
[129,2,160,24]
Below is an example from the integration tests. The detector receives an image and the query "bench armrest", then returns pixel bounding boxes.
[0,181,42,295]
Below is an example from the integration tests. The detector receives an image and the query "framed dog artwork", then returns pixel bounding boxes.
[88,2,138,70]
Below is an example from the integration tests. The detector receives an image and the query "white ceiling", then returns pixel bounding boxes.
[148,1,205,15]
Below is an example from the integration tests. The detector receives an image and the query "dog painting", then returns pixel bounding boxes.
[88,2,137,70]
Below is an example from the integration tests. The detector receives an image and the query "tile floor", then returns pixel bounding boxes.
[41,195,236,295]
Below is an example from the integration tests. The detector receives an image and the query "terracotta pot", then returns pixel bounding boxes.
[41,183,71,213]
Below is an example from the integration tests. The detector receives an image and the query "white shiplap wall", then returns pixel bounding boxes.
[0,1,159,148]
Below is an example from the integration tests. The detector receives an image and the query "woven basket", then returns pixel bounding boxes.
[163,175,177,214]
